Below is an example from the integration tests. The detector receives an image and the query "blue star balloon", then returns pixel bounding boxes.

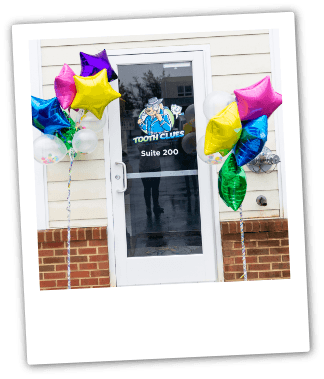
[31,96,71,135]
[233,115,268,166]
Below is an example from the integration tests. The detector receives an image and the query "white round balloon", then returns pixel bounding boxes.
[34,134,67,165]
[197,136,223,165]
[72,129,98,154]
[203,91,235,120]
[184,104,195,123]
[80,109,107,132]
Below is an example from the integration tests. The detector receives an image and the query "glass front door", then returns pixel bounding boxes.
[108,51,218,286]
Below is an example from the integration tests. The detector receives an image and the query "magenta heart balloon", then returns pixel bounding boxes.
[54,64,77,109]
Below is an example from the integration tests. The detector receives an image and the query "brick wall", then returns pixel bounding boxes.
[221,218,290,281]
[38,227,110,290]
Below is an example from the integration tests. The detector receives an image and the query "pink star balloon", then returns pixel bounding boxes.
[54,64,77,109]
[234,76,282,121]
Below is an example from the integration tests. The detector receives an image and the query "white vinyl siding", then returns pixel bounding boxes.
[39,29,281,227]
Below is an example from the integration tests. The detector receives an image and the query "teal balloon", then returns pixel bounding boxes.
[234,115,268,166]
[218,153,247,211]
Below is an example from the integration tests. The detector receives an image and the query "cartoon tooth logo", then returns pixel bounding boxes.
[171,104,182,119]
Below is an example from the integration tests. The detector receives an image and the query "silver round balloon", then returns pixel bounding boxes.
[197,135,223,165]
[181,132,197,155]
[203,91,235,120]
[72,129,98,154]
[80,109,107,133]
[34,134,67,165]
[184,104,195,123]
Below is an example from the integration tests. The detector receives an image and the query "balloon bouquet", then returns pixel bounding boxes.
[31,49,121,289]
[197,76,282,280]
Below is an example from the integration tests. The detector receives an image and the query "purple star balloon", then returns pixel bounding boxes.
[80,49,118,82]
[234,76,282,121]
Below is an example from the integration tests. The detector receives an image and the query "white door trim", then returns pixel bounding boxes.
[269,30,287,218]
[103,44,222,285]
[29,40,49,230]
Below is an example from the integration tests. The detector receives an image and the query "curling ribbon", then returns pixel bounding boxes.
[239,205,248,281]
[67,148,76,289]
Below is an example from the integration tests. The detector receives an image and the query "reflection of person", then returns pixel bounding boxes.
[139,136,164,215]
[138,97,172,135]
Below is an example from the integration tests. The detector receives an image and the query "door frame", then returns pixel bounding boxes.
[103,44,224,286]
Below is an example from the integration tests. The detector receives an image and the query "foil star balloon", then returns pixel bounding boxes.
[234,115,268,167]
[71,69,121,120]
[31,96,71,134]
[54,63,77,109]
[80,49,118,82]
[204,101,242,156]
[234,76,282,121]
[218,153,247,211]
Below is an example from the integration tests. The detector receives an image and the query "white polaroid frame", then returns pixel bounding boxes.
[13,13,309,365]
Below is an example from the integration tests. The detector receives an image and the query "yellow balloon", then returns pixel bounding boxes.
[204,101,242,156]
[71,69,121,120]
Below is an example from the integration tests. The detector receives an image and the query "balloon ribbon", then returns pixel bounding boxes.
[67,149,76,289]
[239,205,248,281]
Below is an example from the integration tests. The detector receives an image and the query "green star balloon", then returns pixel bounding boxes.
[218,153,247,211]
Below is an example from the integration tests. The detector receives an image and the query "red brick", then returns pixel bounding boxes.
[235,256,257,264]
[268,231,289,239]
[53,230,61,242]
[93,228,101,240]
[257,240,280,247]
[282,219,288,231]
[224,272,235,280]
[43,257,65,264]
[86,229,92,241]
[70,240,88,248]
[77,228,86,241]
[101,227,107,240]
[42,241,65,249]
[38,242,42,249]
[39,258,42,265]
[282,255,290,262]
[222,234,241,242]
[55,249,77,256]
[56,263,78,271]
[39,265,55,272]
[259,255,282,263]
[243,221,253,233]
[44,272,66,280]
[70,256,88,263]
[98,262,109,269]
[259,221,269,232]
[224,257,235,265]
[80,263,97,270]
[38,231,45,243]
[221,222,229,234]
[259,271,282,279]
[57,279,79,287]
[91,270,109,277]
[278,262,290,270]
[39,273,43,280]
[89,240,108,247]
[251,220,260,232]
[270,247,289,255]
[71,271,90,278]
[99,277,110,286]
[248,264,271,271]
[283,271,291,278]
[78,248,97,255]
[245,232,268,241]
[233,241,257,249]
[40,280,56,288]
[222,241,234,250]
[247,248,269,256]
[247,272,259,279]
[281,239,289,246]
[81,278,99,286]
[38,249,54,257]
[228,222,238,234]
[45,230,54,242]
[224,264,243,272]
[268,220,283,232]
[223,250,243,257]
[98,247,108,255]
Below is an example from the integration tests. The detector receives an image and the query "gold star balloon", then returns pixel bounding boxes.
[71,68,121,119]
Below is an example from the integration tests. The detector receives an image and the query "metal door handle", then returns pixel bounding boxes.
[115,161,127,193]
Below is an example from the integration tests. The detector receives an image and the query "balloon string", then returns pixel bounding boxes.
[67,148,76,289]
[239,205,248,281]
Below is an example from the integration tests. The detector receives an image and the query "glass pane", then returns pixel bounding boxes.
[118,62,202,257]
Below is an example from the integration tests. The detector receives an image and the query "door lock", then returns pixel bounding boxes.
[115,175,121,180]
